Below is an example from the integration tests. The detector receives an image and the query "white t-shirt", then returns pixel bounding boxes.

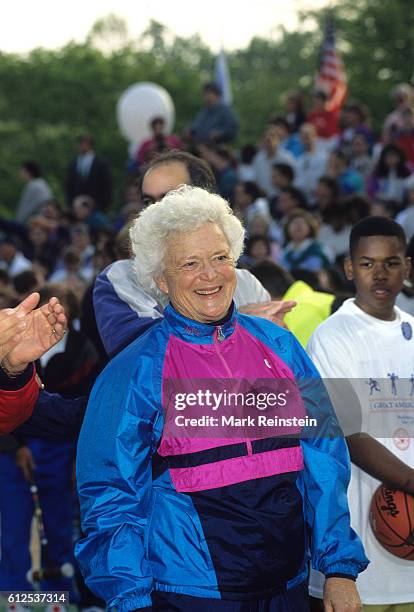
[294,150,327,204]
[307,299,414,605]
[252,148,296,198]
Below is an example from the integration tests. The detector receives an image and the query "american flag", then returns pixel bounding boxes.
[315,12,347,113]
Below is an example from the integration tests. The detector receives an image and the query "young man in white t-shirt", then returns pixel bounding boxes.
[308,216,414,611]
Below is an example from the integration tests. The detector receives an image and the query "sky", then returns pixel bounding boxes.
[0,0,330,54]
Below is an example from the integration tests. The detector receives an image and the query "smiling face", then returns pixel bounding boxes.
[155,223,237,323]
[344,236,410,320]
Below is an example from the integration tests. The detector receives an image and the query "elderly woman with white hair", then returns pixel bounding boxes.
[76,186,367,612]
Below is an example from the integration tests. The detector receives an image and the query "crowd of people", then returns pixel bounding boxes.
[1,78,414,612]
[3,83,414,318]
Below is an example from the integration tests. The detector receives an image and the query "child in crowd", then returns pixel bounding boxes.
[281,209,330,271]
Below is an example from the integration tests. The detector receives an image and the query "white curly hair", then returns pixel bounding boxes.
[129,185,245,304]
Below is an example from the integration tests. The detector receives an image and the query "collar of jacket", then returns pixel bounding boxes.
[163,302,237,344]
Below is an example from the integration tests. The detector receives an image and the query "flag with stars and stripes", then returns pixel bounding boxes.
[315,12,347,113]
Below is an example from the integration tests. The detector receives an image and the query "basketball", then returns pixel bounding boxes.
[369,485,414,560]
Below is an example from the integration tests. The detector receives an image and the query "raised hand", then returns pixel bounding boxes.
[238,300,297,328]
[1,292,67,373]
[0,307,29,361]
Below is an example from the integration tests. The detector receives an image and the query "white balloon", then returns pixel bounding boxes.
[116,82,175,145]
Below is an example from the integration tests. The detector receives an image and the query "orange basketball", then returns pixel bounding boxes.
[369,485,414,560]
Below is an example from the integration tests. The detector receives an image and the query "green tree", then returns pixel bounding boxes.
[1,2,414,215]
[230,28,318,143]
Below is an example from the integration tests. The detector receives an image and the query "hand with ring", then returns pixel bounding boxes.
[0,292,67,375]
[0,305,30,362]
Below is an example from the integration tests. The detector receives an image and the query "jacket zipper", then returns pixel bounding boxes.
[216,325,225,342]
[214,324,252,457]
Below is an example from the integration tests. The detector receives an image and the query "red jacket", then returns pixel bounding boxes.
[307,109,339,138]
[0,365,39,434]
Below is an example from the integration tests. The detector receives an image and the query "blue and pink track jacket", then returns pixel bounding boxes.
[76,304,368,611]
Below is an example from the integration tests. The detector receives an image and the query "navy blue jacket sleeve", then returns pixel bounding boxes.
[14,391,86,440]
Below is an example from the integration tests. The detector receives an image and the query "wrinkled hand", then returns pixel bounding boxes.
[238,300,297,328]
[1,292,67,373]
[15,446,36,482]
[0,306,29,361]
[323,577,362,611]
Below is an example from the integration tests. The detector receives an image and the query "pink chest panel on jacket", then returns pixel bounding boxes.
[158,324,305,492]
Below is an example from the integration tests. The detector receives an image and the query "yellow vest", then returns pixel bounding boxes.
[283,281,335,348]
